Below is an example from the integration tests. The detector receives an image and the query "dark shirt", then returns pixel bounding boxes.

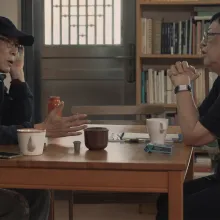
[198,76,220,176]
[199,76,220,138]
[0,77,33,144]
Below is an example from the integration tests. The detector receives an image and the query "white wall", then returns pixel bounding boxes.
[0,0,21,88]
[0,0,21,27]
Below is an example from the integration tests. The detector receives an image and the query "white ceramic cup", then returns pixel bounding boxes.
[146,118,168,145]
[17,129,46,156]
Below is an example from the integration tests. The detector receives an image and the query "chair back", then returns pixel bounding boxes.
[71,104,165,125]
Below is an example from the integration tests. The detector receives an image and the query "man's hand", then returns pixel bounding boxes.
[10,46,25,82]
[167,61,200,87]
[35,102,89,138]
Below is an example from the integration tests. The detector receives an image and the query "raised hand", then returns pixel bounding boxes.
[35,102,89,138]
[9,46,25,82]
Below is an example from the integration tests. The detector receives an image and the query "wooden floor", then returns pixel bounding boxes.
[54,201,156,220]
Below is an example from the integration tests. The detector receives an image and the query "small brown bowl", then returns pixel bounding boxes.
[84,127,109,150]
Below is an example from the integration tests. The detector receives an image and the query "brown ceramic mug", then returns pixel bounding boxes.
[84,127,109,150]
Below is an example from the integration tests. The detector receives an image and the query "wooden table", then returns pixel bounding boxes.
[0,124,193,220]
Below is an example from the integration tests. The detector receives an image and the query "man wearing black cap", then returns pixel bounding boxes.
[0,16,89,220]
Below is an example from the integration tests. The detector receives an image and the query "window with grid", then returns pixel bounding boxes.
[44,0,122,45]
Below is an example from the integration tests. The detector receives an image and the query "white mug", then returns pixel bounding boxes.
[146,118,168,145]
[17,129,46,156]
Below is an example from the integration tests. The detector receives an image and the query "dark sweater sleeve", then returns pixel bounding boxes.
[0,122,33,145]
[2,80,33,125]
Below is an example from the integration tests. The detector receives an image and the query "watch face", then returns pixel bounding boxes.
[175,85,191,94]
[179,85,188,90]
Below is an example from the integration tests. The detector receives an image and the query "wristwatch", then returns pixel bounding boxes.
[174,85,192,94]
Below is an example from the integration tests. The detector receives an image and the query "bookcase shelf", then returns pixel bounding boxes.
[140,54,203,59]
[164,103,176,107]
[194,148,208,154]
[136,0,220,106]
[140,0,220,6]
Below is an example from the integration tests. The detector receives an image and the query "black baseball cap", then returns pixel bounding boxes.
[0,16,34,46]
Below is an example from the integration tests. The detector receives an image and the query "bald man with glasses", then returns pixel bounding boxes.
[156,12,220,220]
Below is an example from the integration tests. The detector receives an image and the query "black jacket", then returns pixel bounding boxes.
[0,77,33,144]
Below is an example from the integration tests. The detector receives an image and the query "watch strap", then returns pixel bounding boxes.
[174,85,192,94]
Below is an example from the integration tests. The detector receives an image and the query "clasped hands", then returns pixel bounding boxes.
[167,61,200,87]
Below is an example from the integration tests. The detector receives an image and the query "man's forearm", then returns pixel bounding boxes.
[176,91,199,137]
[10,68,25,82]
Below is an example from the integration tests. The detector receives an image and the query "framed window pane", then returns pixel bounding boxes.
[44,0,122,45]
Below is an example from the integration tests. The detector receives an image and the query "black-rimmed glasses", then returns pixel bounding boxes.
[202,31,220,45]
[0,35,22,49]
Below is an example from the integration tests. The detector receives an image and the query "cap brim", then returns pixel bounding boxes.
[7,29,34,46]
[16,31,34,46]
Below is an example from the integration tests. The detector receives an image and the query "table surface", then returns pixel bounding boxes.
[0,124,193,171]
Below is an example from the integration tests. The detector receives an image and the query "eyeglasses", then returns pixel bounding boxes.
[202,32,220,45]
[0,35,22,49]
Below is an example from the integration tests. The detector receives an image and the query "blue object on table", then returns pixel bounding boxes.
[144,142,173,155]
[177,134,183,142]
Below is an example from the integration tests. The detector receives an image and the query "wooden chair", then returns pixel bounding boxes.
[71,104,166,124]
[49,104,166,220]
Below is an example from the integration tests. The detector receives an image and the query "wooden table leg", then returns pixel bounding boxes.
[185,152,194,182]
[168,171,184,220]
[138,204,143,214]
[49,190,55,220]
[68,191,74,220]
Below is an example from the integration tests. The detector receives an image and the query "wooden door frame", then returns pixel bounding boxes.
[21,0,43,123]
[21,0,136,122]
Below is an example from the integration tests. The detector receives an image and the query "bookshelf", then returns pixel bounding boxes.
[140,54,203,59]
[136,0,220,177]
[136,0,220,106]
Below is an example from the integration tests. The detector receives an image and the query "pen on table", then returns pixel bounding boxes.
[120,132,125,140]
